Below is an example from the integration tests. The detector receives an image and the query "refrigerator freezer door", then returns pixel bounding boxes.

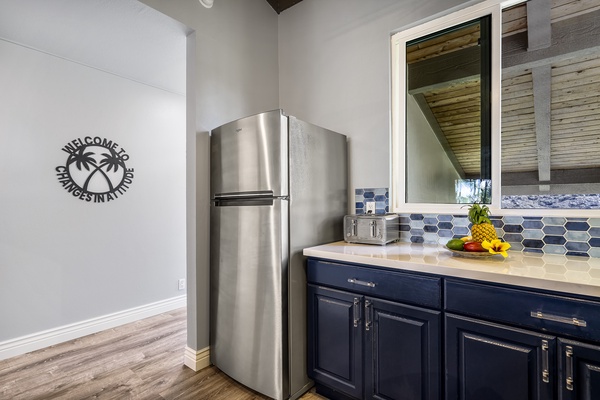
[210,198,289,400]
[211,110,288,197]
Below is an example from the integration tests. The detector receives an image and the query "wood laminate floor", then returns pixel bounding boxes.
[0,308,326,400]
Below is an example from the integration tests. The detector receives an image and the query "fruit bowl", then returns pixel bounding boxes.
[445,246,496,258]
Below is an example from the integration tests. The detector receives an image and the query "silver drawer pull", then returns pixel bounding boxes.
[353,298,361,328]
[530,311,587,327]
[365,300,372,331]
[347,278,376,288]
[565,346,574,391]
[541,340,550,384]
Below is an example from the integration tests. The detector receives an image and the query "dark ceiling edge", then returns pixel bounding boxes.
[265,0,304,14]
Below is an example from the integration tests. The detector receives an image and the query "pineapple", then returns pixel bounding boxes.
[467,203,497,242]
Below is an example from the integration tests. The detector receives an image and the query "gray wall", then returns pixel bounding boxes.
[139,0,280,352]
[278,0,477,192]
[0,0,485,359]
[140,0,279,130]
[143,0,480,354]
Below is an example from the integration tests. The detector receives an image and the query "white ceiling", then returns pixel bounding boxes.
[0,0,190,94]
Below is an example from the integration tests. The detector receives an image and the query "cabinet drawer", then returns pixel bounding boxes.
[307,259,441,309]
[445,280,600,342]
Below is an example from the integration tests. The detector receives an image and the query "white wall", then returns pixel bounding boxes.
[0,0,188,94]
[0,39,186,341]
[278,0,478,194]
[0,0,187,358]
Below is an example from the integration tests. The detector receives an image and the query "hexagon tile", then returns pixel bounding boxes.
[355,188,389,215]
[353,189,600,258]
[397,214,600,258]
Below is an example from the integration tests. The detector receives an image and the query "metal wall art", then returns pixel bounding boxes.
[55,137,134,202]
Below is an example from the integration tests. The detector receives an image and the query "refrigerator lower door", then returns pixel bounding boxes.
[210,197,289,400]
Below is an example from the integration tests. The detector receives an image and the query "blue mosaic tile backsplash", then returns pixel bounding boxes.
[398,214,600,258]
[355,188,389,215]
[354,188,600,258]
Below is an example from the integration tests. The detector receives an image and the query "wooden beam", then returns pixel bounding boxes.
[412,93,466,178]
[408,46,480,94]
[532,65,552,182]
[526,0,551,51]
[503,9,600,73]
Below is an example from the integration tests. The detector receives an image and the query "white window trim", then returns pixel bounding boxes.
[390,0,600,217]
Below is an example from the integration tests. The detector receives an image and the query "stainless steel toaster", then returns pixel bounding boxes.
[343,214,400,245]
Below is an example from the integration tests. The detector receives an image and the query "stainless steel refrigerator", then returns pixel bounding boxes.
[210,109,347,400]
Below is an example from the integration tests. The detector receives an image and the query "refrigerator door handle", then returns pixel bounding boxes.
[213,190,274,200]
[212,191,289,207]
[213,197,274,207]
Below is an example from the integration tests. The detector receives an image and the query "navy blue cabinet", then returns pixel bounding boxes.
[558,339,600,400]
[445,279,600,400]
[307,257,600,400]
[445,313,555,400]
[307,259,441,400]
[307,284,363,399]
[365,297,441,400]
[445,313,600,400]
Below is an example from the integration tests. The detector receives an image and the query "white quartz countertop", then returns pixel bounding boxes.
[303,241,600,298]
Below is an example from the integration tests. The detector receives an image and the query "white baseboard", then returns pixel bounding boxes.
[0,295,186,361]
[184,346,211,371]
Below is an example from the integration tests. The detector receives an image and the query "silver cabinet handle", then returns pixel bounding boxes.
[566,345,574,391]
[541,340,550,384]
[347,278,376,288]
[365,300,372,331]
[353,297,360,328]
[530,311,587,327]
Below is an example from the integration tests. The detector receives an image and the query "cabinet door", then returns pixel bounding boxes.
[446,314,555,400]
[307,284,363,399]
[365,297,441,400]
[558,339,600,400]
